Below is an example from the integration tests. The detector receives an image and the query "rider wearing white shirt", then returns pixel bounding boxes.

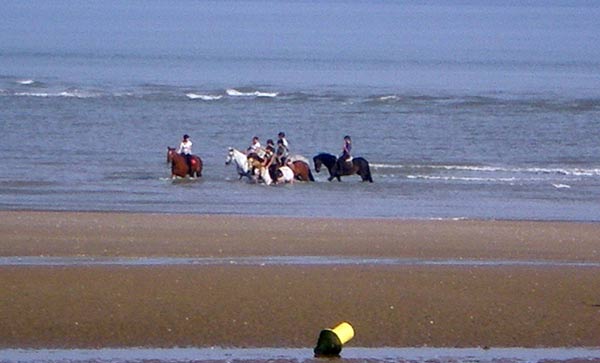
[247,136,261,155]
[177,134,193,155]
[177,134,193,175]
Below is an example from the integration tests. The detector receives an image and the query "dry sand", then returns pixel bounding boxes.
[1,211,599,348]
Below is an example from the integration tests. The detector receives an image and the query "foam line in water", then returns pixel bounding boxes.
[226,88,278,97]
[186,93,223,100]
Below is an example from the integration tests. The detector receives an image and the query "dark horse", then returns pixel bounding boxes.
[167,147,203,178]
[313,153,373,182]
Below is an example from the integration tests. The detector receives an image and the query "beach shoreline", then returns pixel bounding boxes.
[1,211,599,349]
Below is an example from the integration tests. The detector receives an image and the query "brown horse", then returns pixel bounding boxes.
[167,147,203,178]
[290,160,315,182]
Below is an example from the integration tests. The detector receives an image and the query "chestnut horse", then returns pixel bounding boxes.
[290,160,315,182]
[313,152,373,182]
[167,147,203,178]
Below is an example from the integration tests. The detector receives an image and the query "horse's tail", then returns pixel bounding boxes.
[192,155,203,177]
[366,169,373,183]
[308,169,315,182]
[359,158,374,183]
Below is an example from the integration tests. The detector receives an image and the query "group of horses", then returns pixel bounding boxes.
[167,146,373,183]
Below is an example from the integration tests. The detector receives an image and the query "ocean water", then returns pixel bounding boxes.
[2,0,600,221]
[3,347,600,363]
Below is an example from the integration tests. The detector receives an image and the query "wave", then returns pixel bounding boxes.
[3,80,600,115]
[186,93,223,101]
[372,163,600,177]
[378,95,399,101]
[363,93,600,113]
[16,79,35,85]
[13,90,101,98]
[406,174,543,183]
[226,88,278,98]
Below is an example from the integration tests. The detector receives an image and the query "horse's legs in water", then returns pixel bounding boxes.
[181,154,192,177]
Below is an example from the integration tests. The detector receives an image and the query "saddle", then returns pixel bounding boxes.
[339,156,353,172]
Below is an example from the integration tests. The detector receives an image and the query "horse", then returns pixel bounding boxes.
[250,153,314,183]
[247,154,274,185]
[247,154,298,185]
[275,166,295,184]
[291,160,315,182]
[313,152,373,182]
[167,147,203,178]
[225,147,251,180]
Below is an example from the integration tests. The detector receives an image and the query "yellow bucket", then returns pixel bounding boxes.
[331,322,354,344]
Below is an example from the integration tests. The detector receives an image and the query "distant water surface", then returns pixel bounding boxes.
[1,0,600,220]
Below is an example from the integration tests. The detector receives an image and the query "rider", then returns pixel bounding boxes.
[176,134,193,175]
[338,135,352,172]
[246,136,261,155]
[278,131,289,149]
[341,135,352,161]
[275,138,289,167]
[263,140,275,165]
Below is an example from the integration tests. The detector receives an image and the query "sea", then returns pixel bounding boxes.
[2,0,600,221]
[1,1,600,361]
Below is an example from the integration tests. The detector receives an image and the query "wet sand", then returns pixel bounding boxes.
[1,211,600,349]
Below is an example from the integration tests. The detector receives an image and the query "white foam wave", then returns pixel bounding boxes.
[552,183,571,189]
[17,79,35,85]
[407,175,524,183]
[372,163,600,177]
[226,88,278,98]
[186,93,223,101]
[379,95,399,101]
[14,91,98,98]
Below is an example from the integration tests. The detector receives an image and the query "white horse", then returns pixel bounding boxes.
[225,147,251,180]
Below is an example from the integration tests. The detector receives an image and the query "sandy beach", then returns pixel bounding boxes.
[1,211,599,349]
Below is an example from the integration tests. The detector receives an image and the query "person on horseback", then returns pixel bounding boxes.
[278,131,289,149]
[338,135,353,173]
[275,138,290,167]
[266,139,275,151]
[177,134,193,176]
[246,136,261,155]
[263,143,275,166]
[341,135,352,160]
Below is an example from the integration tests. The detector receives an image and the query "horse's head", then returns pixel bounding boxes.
[313,156,322,173]
[225,147,234,165]
[167,147,176,163]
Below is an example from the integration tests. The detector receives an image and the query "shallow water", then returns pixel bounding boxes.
[2,1,600,221]
[2,347,600,363]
